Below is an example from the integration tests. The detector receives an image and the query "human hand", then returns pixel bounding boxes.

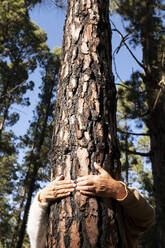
[76,163,127,200]
[38,175,76,203]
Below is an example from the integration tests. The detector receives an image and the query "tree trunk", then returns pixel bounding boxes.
[141,0,165,246]
[143,35,165,246]
[149,101,165,247]
[0,102,10,140]
[16,80,55,248]
[48,0,121,247]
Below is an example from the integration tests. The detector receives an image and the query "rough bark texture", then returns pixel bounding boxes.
[144,63,165,246]
[149,97,165,247]
[48,0,121,247]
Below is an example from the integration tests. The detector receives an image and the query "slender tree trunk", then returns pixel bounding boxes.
[16,82,55,248]
[144,45,165,246]
[0,102,10,139]
[11,162,32,248]
[141,0,165,246]
[48,1,121,247]
[10,189,26,247]
[124,120,129,184]
[0,79,11,139]
[16,162,39,248]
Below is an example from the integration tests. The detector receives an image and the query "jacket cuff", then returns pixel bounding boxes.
[116,181,128,201]
[117,186,139,207]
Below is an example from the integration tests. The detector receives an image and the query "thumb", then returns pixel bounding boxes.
[94,163,107,175]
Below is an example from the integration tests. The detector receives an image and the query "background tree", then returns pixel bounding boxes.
[117,80,154,202]
[0,1,52,247]
[111,0,165,246]
[0,0,48,134]
[10,48,61,248]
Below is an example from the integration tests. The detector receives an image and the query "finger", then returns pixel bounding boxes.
[94,163,107,176]
[76,185,95,192]
[56,189,74,196]
[76,180,93,186]
[47,189,73,198]
[46,192,71,201]
[79,190,95,196]
[50,185,75,193]
[56,184,76,190]
[76,176,89,183]
[47,182,76,193]
[57,192,71,198]
[55,180,75,185]
[53,184,76,190]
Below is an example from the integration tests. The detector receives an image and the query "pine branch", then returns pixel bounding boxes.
[125,149,151,157]
[118,129,150,136]
[111,20,145,70]
[115,83,131,89]
[0,81,26,99]
[112,48,124,83]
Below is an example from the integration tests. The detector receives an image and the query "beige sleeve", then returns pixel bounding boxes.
[118,187,155,234]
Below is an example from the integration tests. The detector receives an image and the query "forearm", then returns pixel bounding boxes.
[27,192,49,248]
[118,187,155,230]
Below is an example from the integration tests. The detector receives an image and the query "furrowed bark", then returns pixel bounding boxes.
[48,0,121,247]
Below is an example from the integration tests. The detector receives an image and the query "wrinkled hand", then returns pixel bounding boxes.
[76,163,126,200]
[38,175,76,203]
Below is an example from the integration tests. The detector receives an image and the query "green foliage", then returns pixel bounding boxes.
[0,47,61,247]
[114,1,165,245]
[0,0,49,119]
[12,48,61,247]
[117,72,148,121]
[0,1,51,246]
[115,0,165,90]
[0,152,19,247]
[25,0,65,8]
[114,0,164,44]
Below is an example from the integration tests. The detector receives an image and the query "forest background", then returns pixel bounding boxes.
[0,0,164,247]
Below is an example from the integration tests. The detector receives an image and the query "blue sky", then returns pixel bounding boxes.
[11,4,142,136]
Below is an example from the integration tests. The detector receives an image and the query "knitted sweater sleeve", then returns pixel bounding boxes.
[26,193,49,248]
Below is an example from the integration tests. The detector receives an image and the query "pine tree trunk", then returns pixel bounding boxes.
[141,1,165,245]
[0,102,10,140]
[149,102,165,247]
[48,1,121,247]
[143,35,165,246]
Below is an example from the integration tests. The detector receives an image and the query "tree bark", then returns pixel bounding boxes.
[149,99,165,247]
[48,0,121,247]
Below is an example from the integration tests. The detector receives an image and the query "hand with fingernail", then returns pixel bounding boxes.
[76,163,127,200]
[38,175,76,203]
[38,163,126,203]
